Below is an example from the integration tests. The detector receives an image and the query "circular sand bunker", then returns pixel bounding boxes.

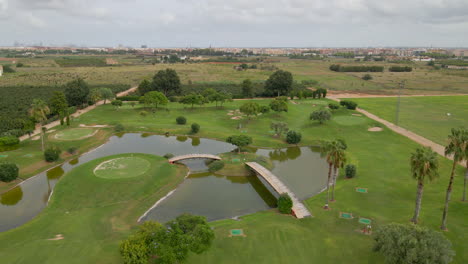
[54,128,97,141]
[368,127,383,132]
[94,156,151,179]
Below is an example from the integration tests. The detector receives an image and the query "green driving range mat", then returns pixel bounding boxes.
[232,158,241,163]
[359,218,372,225]
[229,229,245,236]
[0,155,8,158]
[356,187,368,193]
[340,212,353,219]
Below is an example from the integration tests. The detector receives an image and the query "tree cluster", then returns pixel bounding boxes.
[389,66,413,72]
[329,64,384,72]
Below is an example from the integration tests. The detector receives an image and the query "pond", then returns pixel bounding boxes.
[0,133,328,232]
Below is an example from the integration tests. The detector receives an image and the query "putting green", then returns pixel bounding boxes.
[54,128,97,141]
[359,218,372,225]
[229,229,245,237]
[340,212,353,219]
[94,156,151,179]
[333,116,366,126]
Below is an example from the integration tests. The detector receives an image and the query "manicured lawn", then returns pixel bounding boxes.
[349,96,468,145]
[53,128,97,141]
[0,153,187,263]
[0,99,466,263]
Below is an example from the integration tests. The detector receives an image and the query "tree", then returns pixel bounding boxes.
[64,78,90,107]
[226,135,253,153]
[191,123,200,134]
[269,98,288,113]
[44,146,61,162]
[0,162,19,182]
[310,109,332,124]
[239,102,260,119]
[241,79,254,98]
[176,116,187,125]
[362,74,373,80]
[373,223,454,264]
[179,93,204,109]
[137,79,152,95]
[329,140,347,202]
[321,140,346,207]
[409,147,439,224]
[265,70,293,96]
[285,130,301,144]
[152,68,181,96]
[464,135,468,202]
[441,127,467,230]
[142,91,168,110]
[270,122,289,137]
[49,91,68,117]
[111,100,123,108]
[29,99,50,124]
[88,89,102,105]
[278,193,293,214]
[99,88,114,104]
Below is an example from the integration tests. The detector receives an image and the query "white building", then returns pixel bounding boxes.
[0,65,3,77]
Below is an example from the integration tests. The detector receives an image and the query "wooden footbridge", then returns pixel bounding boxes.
[246,162,312,219]
[168,154,221,164]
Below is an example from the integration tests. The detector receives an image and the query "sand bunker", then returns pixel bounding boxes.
[368,127,383,132]
[231,116,242,120]
[79,124,109,128]
[47,234,64,241]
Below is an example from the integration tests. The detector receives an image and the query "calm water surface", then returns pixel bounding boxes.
[0,133,327,232]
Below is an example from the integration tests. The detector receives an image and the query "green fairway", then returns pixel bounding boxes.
[349,95,468,145]
[94,156,151,179]
[0,153,187,263]
[53,128,97,141]
[0,99,466,263]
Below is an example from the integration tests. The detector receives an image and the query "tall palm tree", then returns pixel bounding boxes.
[322,140,346,208]
[441,128,467,230]
[410,147,439,224]
[28,99,50,152]
[462,130,468,202]
[330,141,347,202]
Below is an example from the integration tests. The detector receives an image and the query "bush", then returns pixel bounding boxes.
[278,193,293,214]
[67,146,78,154]
[191,123,200,134]
[0,136,20,146]
[389,66,412,72]
[330,64,384,72]
[362,74,373,80]
[16,62,24,67]
[340,100,358,110]
[114,123,125,132]
[345,164,356,179]
[163,153,174,159]
[310,109,332,124]
[111,100,123,107]
[0,162,19,182]
[117,95,140,101]
[176,116,187,125]
[286,130,301,144]
[2,65,15,73]
[208,160,225,172]
[328,103,340,110]
[259,105,270,114]
[44,147,61,162]
[139,110,148,117]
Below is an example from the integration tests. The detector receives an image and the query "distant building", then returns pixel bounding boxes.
[0,65,3,76]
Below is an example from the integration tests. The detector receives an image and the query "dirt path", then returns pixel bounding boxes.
[19,86,137,142]
[328,96,456,162]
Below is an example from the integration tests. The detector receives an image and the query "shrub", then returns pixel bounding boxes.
[111,100,123,107]
[208,160,225,172]
[259,105,270,114]
[44,147,61,162]
[163,153,174,159]
[345,164,356,179]
[389,66,412,72]
[278,193,293,214]
[340,100,358,110]
[114,123,125,132]
[117,95,140,101]
[139,110,148,117]
[67,146,78,154]
[0,162,19,182]
[286,130,301,144]
[191,123,200,134]
[328,103,340,110]
[176,116,187,125]
[362,74,373,80]
[2,65,15,73]
[310,109,332,124]
[0,136,20,146]
[16,62,24,67]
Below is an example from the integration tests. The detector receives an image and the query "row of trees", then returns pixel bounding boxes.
[329,64,384,72]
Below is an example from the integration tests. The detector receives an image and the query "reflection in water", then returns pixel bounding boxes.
[141,133,152,138]
[176,136,188,142]
[47,166,65,180]
[69,158,79,165]
[191,137,200,146]
[0,186,23,206]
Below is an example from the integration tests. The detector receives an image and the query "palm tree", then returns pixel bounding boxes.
[330,141,347,202]
[410,147,439,224]
[28,99,50,152]
[441,128,467,230]
[322,140,346,207]
[462,130,468,202]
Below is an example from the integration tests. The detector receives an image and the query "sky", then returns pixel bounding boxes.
[1,0,468,48]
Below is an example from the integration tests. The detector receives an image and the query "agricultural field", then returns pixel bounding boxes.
[0,99,466,263]
[349,96,468,145]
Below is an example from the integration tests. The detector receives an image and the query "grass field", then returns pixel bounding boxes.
[0,99,466,263]
[54,128,97,140]
[349,96,468,145]
[94,156,151,179]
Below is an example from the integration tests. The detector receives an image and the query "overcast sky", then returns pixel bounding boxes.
[1,0,467,47]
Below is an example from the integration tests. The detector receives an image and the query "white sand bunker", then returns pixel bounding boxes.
[368,127,383,132]
[48,234,64,241]
[231,116,243,120]
[79,124,109,128]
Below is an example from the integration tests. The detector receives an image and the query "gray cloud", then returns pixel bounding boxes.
[1,0,467,47]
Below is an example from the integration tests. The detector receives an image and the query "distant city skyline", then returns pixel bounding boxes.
[1,0,468,48]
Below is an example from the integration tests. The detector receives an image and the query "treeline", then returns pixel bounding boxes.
[329,64,384,72]
[389,66,412,72]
